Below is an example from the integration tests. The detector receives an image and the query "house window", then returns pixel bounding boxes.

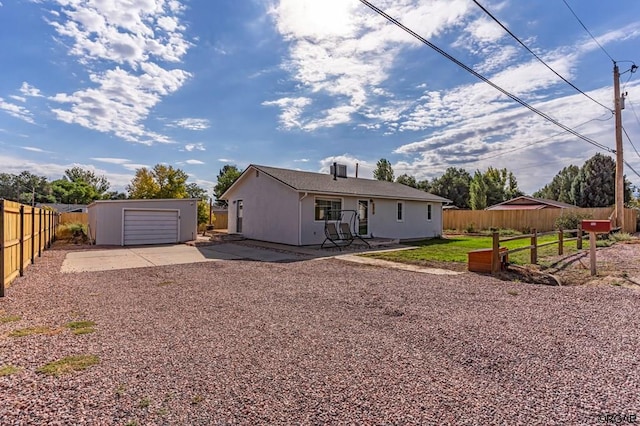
[397,201,404,222]
[315,198,341,221]
[427,204,432,221]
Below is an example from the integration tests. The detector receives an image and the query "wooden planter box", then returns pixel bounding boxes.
[468,247,508,273]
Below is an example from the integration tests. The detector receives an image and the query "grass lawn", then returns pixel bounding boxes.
[365,234,587,266]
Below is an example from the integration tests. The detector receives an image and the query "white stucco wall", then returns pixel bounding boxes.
[225,170,300,245]
[87,199,198,245]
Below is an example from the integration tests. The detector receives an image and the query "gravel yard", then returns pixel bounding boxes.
[1,244,640,425]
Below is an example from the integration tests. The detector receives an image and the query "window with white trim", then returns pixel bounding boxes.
[397,201,404,222]
[315,198,341,221]
[427,204,432,221]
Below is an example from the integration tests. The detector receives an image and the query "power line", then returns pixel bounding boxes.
[622,125,640,159]
[471,0,612,112]
[358,0,615,154]
[561,0,614,62]
[454,113,613,165]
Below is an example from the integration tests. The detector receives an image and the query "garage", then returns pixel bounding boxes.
[87,199,198,246]
[123,209,179,245]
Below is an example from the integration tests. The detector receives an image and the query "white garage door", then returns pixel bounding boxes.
[123,209,179,245]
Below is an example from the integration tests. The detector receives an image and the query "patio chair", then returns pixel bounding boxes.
[321,222,351,250]
[339,222,370,248]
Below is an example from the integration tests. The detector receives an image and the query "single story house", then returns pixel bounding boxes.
[221,164,451,246]
[87,198,198,246]
[486,196,576,211]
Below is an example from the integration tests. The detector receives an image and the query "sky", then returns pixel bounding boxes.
[1,0,640,198]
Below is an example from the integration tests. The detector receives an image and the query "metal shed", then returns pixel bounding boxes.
[87,199,198,246]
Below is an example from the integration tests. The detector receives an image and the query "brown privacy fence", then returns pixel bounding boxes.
[1,200,58,296]
[444,207,637,234]
[212,211,228,230]
[59,212,88,225]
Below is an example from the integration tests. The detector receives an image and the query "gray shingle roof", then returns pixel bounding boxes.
[245,165,451,203]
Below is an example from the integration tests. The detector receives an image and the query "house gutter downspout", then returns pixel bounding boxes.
[298,192,308,246]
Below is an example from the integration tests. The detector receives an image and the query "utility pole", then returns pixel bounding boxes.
[613,62,624,231]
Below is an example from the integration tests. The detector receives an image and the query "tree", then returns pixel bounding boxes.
[51,178,98,204]
[64,167,110,196]
[534,165,580,204]
[126,164,192,199]
[13,171,55,204]
[570,153,632,207]
[395,174,417,188]
[213,165,242,206]
[186,183,207,200]
[429,167,472,208]
[469,171,487,210]
[373,158,394,182]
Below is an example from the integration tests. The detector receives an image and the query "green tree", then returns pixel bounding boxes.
[469,171,487,210]
[373,158,394,182]
[213,165,242,206]
[64,167,110,196]
[570,153,631,207]
[395,174,417,188]
[51,179,98,204]
[197,200,209,227]
[186,183,207,200]
[126,164,191,199]
[13,171,55,204]
[533,165,580,204]
[416,179,431,192]
[429,167,472,209]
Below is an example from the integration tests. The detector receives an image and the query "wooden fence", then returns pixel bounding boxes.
[1,200,57,296]
[444,207,637,234]
[59,212,88,225]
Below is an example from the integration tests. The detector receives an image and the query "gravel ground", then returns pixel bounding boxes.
[1,244,640,425]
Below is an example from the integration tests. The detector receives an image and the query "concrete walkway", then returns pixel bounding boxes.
[61,241,463,276]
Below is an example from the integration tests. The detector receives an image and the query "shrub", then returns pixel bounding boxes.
[465,222,476,233]
[555,212,590,231]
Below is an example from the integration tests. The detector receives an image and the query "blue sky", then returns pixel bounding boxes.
[1,0,640,197]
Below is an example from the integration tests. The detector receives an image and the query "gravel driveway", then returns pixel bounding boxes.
[1,245,639,425]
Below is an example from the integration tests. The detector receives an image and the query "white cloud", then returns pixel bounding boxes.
[170,118,210,131]
[262,97,312,129]
[20,82,43,98]
[22,146,46,152]
[318,154,374,178]
[185,159,205,165]
[45,0,192,144]
[91,157,131,165]
[265,0,472,130]
[184,143,206,152]
[0,97,35,124]
[10,95,27,103]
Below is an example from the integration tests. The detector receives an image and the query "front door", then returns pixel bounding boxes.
[236,200,243,233]
[358,200,368,236]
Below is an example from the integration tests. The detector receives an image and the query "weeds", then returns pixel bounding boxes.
[65,320,96,335]
[36,355,99,376]
[0,315,21,323]
[0,365,21,376]
[8,326,53,337]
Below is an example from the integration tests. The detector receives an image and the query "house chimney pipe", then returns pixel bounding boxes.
[333,161,337,180]
[355,163,359,178]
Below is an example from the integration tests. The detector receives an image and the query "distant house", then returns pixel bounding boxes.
[38,203,88,213]
[221,164,451,246]
[486,196,576,211]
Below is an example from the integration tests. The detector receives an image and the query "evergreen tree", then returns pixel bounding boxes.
[373,158,394,182]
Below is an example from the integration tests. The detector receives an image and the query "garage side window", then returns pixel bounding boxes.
[427,204,432,221]
[315,198,341,221]
[397,201,404,222]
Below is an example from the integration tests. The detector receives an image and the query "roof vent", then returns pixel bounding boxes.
[330,163,348,179]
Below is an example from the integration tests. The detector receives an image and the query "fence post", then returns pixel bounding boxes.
[38,209,42,258]
[0,200,5,297]
[577,227,582,250]
[491,232,500,274]
[19,205,24,277]
[530,228,537,265]
[558,229,564,256]
[47,211,52,248]
[31,207,35,264]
